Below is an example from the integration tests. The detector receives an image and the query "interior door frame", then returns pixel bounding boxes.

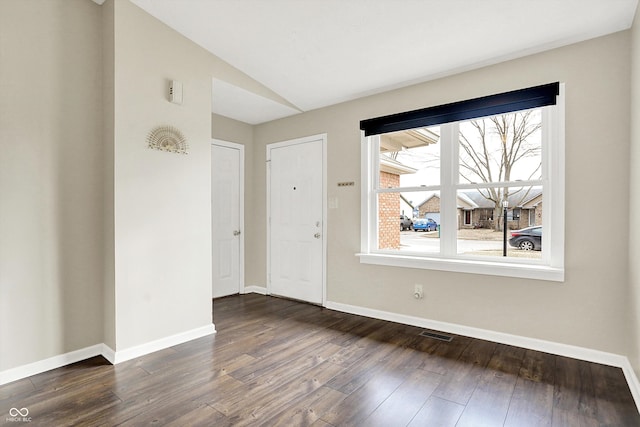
[266,134,327,305]
[211,139,245,296]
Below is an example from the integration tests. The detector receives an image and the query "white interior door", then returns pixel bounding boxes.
[268,135,325,305]
[211,141,243,298]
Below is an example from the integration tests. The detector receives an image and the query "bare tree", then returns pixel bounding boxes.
[459,110,542,231]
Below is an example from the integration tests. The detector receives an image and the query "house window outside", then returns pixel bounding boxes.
[464,210,472,226]
[359,85,564,281]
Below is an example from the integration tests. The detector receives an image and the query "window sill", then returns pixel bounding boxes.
[356,252,564,282]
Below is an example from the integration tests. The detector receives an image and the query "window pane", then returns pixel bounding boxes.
[379,126,440,188]
[456,187,542,259]
[458,109,542,184]
[377,191,440,254]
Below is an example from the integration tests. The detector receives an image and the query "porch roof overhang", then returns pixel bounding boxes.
[380,128,439,153]
[379,155,418,175]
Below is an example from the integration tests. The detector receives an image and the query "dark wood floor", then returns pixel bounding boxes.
[1,294,639,426]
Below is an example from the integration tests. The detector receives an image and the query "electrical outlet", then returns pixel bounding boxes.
[414,284,423,299]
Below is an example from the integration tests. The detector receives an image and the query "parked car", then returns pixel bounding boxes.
[413,218,438,232]
[508,226,542,250]
[400,215,413,231]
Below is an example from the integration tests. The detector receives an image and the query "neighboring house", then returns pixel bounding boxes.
[520,192,543,228]
[400,194,415,219]
[416,188,543,230]
[417,193,442,225]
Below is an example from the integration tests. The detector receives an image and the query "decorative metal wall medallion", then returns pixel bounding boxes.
[147,126,188,154]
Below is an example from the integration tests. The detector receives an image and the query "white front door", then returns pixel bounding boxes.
[268,135,325,305]
[211,141,244,298]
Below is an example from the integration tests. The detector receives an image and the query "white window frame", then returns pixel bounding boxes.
[358,85,565,282]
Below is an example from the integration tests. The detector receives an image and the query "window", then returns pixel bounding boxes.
[464,210,472,226]
[359,84,564,281]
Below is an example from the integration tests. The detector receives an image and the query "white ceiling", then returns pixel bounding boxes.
[212,79,301,124]
[129,0,638,125]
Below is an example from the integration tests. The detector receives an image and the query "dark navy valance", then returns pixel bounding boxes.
[360,82,560,137]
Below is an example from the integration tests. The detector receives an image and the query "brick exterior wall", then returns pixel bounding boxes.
[534,203,543,226]
[418,196,440,218]
[516,203,542,228]
[378,171,400,249]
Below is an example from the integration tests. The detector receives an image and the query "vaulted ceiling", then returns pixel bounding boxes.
[129,0,638,124]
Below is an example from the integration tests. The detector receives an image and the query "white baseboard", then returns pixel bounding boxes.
[621,359,640,412]
[0,344,104,386]
[325,300,640,412]
[325,301,624,366]
[101,343,116,364]
[0,324,216,386]
[243,285,267,295]
[109,324,216,364]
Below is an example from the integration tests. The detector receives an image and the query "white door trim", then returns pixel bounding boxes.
[266,134,327,305]
[211,139,245,295]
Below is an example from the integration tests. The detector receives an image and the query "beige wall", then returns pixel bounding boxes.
[0,0,289,373]
[0,0,104,370]
[103,0,116,352]
[253,31,632,356]
[629,7,640,378]
[111,0,216,350]
[212,113,253,145]
[109,0,284,352]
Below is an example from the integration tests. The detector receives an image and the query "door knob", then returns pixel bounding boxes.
[233,230,241,236]
[314,232,321,239]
